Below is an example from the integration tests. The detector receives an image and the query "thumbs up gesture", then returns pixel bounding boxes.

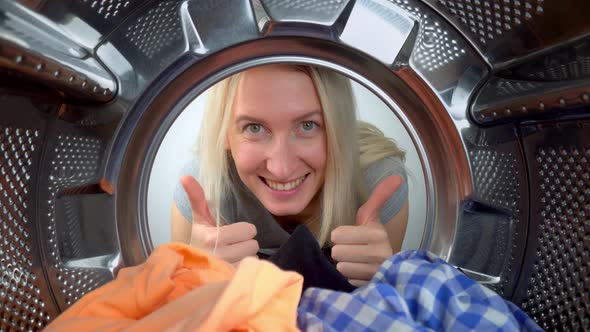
[180,175,259,264]
[330,175,403,287]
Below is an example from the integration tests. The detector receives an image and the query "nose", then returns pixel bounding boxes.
[265,136,297,180]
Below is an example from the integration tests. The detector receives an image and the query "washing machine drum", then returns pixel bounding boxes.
[0,0,589,330]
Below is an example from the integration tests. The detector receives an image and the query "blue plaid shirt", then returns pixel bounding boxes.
[297,250,542,331]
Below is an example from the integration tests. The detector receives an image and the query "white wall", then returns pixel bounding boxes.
[147,82,426,250]
[147,93,207,246]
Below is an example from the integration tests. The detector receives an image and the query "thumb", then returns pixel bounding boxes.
[357,174,403,226]
[180,175,215,227]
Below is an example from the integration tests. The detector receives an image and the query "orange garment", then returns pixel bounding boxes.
[45,243,303,332]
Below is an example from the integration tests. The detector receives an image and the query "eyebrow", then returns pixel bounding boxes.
[234,110,323,124]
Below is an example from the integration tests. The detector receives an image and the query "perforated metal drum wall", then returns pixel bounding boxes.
[504,41,590,82]
[40,129,115,310]
[0,81,120,331]
[437,0,545,45]
[449,124,529,297]
[513,119,590,331]
[1,0,590,330]
[0,124,51,331]
[0,92,59,331]
[424,0,590,67]
[123,1,183,67]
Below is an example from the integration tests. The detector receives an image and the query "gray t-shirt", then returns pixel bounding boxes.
[174,156,408,251]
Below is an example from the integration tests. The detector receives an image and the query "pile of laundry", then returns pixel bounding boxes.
[45,227,542,331]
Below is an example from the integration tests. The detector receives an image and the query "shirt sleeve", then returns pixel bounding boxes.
[363,156,409,224]
[173,159,199,223]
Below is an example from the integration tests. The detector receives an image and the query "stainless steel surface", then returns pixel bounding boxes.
[183,0,260,54]
[261,0,352,26]
[504,38,590,82]
[449,124,529,297]
[472,36,590,124]
[0,91,61,331]
[0,1,117,102]
[31,0,146,50]
[0,0,589,330]
[251,0,272,32]
[385,0,488,123]
[123,1,183,63]
[0,121,50,331]
[38,128,118,311]
[339,0,415,65]
[423,0,590,69]
[179,2,206,54]
[1,1,88,59]
[382,0,488,258]
[95,0,185,96]
[514,120,590,330]
[472,76,590,124]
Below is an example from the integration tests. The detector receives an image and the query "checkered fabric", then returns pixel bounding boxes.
[297,250,542,332]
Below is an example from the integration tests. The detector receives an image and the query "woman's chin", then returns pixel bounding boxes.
[264,205,306,218]
[262,202,312,217]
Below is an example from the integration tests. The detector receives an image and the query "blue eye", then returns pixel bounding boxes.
[300,121,317,132]
[245,124,263,134]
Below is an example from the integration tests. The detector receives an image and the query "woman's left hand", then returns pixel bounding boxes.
[331,175,403,287]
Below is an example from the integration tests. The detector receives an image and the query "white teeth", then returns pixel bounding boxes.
[266,175,306,191]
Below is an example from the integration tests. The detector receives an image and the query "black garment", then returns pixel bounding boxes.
[258,225,356,293]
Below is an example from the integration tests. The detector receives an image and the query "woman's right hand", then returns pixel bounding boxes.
[180,175,259,265]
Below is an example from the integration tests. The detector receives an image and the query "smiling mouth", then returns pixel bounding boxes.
[261,174,309,191]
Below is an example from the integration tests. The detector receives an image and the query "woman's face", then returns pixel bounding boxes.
[226,65,327,219]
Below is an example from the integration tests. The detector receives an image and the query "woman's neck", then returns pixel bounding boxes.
[273,191,322,233]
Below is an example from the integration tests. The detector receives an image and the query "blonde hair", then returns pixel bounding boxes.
[358,121,406,188]
[196,64,405,246]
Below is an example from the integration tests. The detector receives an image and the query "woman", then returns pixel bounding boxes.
[171,64,409,286]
